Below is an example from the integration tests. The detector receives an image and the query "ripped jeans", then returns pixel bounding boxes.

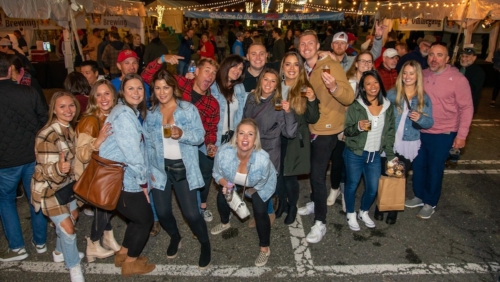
[49,200,80,269]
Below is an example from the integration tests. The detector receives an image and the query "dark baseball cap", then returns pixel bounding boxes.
[462,48,476,55]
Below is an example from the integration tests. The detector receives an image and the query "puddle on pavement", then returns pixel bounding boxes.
[373,242,382,247]
[370,230,386,238]
[333,223,344,232]
[405,248,422,264]
[334,261,347,265]
[221,228,239,239]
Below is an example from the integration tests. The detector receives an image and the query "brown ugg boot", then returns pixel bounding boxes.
[121,258,155,277]
[114,253,147,267]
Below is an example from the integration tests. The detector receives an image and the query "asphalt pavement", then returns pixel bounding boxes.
[1,88,500,281]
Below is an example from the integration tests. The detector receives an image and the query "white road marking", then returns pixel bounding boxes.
[471,124,500,126]
[444,169,500,174]
[472,119,500,122]
[457,160,500,164]
[1,261,498,277]
[288,213,315,277]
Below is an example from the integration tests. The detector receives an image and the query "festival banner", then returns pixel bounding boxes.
[394,18,444,31]
[183,11,344,21]
[89,13,141,29]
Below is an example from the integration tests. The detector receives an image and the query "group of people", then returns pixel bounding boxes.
[0,21,479,282]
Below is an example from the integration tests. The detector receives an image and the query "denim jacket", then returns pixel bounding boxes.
[212,144,277,202]
[144,100,205,191]
[99,101,148,193]
[386,89,434,141]
[210,83,248,147]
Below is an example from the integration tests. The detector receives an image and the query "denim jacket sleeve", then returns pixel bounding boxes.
[111,110,147,186]
[177,102,205,146]
[413,94,434,129]
[252,155,277,193]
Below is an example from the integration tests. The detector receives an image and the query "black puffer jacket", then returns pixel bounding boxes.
[0,80,47,168]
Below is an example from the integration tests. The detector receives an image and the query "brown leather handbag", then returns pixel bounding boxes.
[73,152,127,210]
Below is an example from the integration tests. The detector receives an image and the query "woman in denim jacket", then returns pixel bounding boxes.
[143,70,211,269]
[377,60,434,224]
[99,73,155,277]
[210,119,277,267]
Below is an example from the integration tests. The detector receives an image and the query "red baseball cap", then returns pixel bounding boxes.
[347,32,358,42]
[117,50,139,63]
[77,30,84,36]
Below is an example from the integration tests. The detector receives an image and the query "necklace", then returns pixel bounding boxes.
[56,120,70,128]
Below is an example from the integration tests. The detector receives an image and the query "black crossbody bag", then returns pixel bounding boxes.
[221,100,234,144]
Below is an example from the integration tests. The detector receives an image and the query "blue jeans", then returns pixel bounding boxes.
[149,190,158,222]
[412,132,456,207]
[343,149,381,213]
[0,162,47,249]
[51,200,79,269]
[177,60,188,76]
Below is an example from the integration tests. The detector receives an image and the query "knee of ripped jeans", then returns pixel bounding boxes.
[57,221,76,239]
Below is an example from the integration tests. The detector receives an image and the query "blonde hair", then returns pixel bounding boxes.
[300,30,319,43]
[252,68,282,105]
[229,118,262,151]
[84,80,118,117]
[394,60,425,114]
[44,91,80,130]
[279,52,310,115]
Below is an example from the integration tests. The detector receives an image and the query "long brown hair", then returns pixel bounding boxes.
[345,50,374,80]
[84,80,118,117]
[394,60,425,114]
[252,68,282,105]
[279,52,310,115]
[43,91,80,130]
[150,69,184,110]
[215,55,245,102]
[119,73,147,121]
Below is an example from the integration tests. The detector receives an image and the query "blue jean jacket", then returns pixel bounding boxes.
[99,101,148,193]
[387,88,434,141]
[144,100,205,191]
[212,144,277,202]
[210,83,248,147]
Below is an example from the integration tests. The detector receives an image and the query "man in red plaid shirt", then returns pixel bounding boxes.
[142,56,220,222]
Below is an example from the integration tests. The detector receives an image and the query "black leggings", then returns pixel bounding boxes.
[330,140,346,189]
[115,190,154,257]
[198,151,214,204]
[90,207,112,242]
[151,159,209,243]
[276,137,299,208]
[216,187,270,247]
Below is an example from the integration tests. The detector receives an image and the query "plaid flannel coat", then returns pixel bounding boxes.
[31,122,76,217]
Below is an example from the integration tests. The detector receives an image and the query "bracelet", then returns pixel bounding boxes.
[161,55,165,63]
[329,85,338,94]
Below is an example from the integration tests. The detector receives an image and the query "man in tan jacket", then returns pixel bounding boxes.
[297,30,355,243]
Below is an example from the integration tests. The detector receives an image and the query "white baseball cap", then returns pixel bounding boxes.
[383,48,399,58]
[332,32,348,43]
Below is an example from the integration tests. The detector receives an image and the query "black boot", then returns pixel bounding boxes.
[275,199,288,219]
[167,233,182,259]
[199,241,211,269]
[386,211,398,225]
[284,205,297,225]
[374,206,384,221]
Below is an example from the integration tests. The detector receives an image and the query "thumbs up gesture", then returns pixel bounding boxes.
[58,151,71,174]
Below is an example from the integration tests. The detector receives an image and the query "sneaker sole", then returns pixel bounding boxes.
[297,210,313,216]
[0,253,28,262]
[348,225,360,231]
[305,231,326,243]
[211,225,230,235]
[204,217,213,222]
[358,217,376,228]
[199,261,211,270]
[167,240,182,259]
[417,210,435,219]
[405,203,424,208]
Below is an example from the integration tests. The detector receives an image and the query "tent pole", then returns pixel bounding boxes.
[451,0,471,65]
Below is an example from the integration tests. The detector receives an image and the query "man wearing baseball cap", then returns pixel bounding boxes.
[346,32,358,56]
[329,21,385,71]
[232,31,244,57]
[458,47,484,113]
[396,34,436,72]
[377,48,399,91]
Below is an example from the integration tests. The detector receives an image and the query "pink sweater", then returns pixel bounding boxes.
[421,65,473,140]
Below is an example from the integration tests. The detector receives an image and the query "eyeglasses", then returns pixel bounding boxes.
[357,60,373,65]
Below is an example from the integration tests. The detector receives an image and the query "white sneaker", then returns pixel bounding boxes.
[327,188,341,206]
[69,264,85,282]
[346,212,360,231]
[357,210,376,228]
[305,220,326,243]
[297,201,314,216]
[53,251,85,263]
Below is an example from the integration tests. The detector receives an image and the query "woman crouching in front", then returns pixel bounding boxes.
[144,70,211,269]
[211,118,277,267]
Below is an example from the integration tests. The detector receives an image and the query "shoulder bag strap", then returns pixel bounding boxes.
[402,93,412,111]
[227,100,231,130]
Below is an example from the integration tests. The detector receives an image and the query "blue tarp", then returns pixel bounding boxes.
[184,11,344,21]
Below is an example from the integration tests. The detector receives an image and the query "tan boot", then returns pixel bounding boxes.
[121,258,155,277]
[115,253,147,267]
[86,236,114,263]
[102,230,121,253]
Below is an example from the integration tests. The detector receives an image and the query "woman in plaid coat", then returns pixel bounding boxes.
[31,91,85,282]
